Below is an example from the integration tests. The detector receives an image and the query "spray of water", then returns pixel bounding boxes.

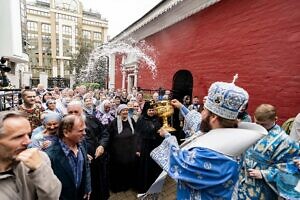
[79,38,158,83]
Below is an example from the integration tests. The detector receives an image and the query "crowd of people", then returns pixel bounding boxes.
[0,80,299,200]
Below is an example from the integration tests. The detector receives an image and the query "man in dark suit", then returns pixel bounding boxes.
[68,100,110,200]
[46,114,91,200]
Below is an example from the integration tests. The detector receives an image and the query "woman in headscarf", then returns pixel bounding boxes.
[95,99,115,128]
[107,104,137,193]
[45,98,63,117]
[135,101,163,193]
[29,111,61,151]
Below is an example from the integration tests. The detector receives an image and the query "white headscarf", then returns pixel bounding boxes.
[116,104,134,134]
[99,99,111,113]
[117,104,128,115]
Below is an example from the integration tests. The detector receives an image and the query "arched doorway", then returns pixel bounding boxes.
[171,70,193,141]
[172,70,193,101]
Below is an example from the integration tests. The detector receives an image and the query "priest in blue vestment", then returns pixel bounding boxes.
[151,76,268,199]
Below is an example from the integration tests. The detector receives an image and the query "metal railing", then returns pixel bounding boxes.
[0,89,22,111]
[48,76,70,88]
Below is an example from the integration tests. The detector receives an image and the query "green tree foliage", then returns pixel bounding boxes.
[69,44,92,83]
[72,82,102,90]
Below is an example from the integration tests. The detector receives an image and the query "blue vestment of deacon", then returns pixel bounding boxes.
[151,134,238,199]
[265,159,300,200]
[236,124,300,200]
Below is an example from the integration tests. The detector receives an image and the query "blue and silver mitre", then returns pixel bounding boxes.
[204,75,249,120]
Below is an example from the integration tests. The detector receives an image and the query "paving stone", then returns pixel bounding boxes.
[109,176,177,200]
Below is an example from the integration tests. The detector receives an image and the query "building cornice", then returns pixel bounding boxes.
[27,4,50,13]
[111,0,221,42]
[82,17,108,24]
[28,4,108,24]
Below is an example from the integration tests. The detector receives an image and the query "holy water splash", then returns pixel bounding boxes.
[79,38,158,82]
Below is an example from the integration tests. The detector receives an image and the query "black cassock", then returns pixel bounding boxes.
[135,114,163,193]
[107,118,137,193]
[84,112,110,200]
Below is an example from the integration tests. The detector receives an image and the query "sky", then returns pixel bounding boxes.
[81,0,162,38]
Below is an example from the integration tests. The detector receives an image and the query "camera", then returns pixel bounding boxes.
[0,57,11,87]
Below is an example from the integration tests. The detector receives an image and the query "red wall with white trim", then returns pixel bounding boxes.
[115,0,300,123]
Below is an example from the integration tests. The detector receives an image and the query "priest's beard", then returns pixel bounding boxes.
[200,115,212,133]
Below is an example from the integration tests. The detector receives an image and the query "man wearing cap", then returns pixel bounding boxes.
[150,77,267,199]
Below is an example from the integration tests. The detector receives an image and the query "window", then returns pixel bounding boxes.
[94,41,101,47]
[27,21,38,31]
[27,33,38,51]
[63,38,72,56]
[43,57,52,68]
[62,25,72,35]
[42,35,51,52]
[83,30,91,39]
[42,23,51,33]
[28,33,38,40]
[42,35,51,45]
[94,32,102,40]
[56,38,60,55]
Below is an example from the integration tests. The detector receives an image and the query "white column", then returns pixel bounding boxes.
[39,72,48,88]
[69,74,75,89]
[108,55,116,89]
[52,64,58,77]
[22,72,32,87]
[134,68,138,88]
[60,60,64,77]
[122,69,126,89]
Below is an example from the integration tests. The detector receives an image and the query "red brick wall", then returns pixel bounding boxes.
[115,0,300,123]
[114,54,123,89]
